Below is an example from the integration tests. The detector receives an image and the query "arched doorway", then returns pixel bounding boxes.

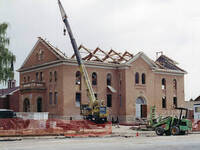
[23,98,30,112]
[136,97,147,118]
[37,97,42,112]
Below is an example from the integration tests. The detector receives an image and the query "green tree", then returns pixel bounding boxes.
[0,23,16,83]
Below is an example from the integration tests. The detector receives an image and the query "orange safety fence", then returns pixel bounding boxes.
[0,118,112,137]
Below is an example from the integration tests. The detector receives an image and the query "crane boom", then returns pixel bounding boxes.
[58,0,96,108]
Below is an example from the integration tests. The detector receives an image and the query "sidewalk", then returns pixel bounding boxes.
[0,125,156,141]
[110,125,156,137]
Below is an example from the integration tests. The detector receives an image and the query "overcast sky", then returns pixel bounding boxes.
[0,0,200,101]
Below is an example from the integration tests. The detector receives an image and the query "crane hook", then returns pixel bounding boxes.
[63,28,66,36]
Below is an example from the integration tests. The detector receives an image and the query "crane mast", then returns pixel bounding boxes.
[58,0,96,108]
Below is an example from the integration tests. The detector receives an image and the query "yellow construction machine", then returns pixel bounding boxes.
[58,0,108,123]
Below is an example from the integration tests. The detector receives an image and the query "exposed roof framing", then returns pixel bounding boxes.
[79,45,103,62]
[94,47,116,62]
[71,45,134,64]
[156,55,186,72]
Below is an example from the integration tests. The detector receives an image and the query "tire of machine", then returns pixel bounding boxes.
[171,126,180,135]
[155,127,165,136]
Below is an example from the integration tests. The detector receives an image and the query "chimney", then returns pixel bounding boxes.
[156,51,163,60]
[8,80,16,89]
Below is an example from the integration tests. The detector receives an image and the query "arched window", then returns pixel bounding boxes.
[92,72,97,85]
[107,73,112,86]
[142,73,146,84]
[23,76,26,83]
[54,71,57,82]
[54,92,58,105]
[23,98,30,112]
[36,72,39,81]
[162,78,166,90]
[40,72,43,81]
[49,72,52,82]
[135,72,139,84]
[49,92,52,104]
[76,71,81,85]
[27,76,30,82]
[173,97,177,108]
[75,93,81,107]
[107,94,112,107]
[38,49,44,61]
[37,98,42,112]
[173,79,177,90]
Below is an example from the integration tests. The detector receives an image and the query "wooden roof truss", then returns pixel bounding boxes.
[71,45,134,64]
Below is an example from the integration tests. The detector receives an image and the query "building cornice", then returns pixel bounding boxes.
[18,58,131,73]
[152,68,186,76]
[18,58,186,76]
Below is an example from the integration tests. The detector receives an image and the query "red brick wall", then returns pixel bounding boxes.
[0,98,8,109]
[0,90,19,112]
[9,90,20,112]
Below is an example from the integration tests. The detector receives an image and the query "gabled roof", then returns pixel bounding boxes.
[156,55,186,73]
[126,52,158,68]
[20,37,67,69]
[39,37,67,60]
[194,96,200,101]
[0,87,19,98]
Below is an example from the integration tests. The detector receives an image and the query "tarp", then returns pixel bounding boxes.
[107,85,117,93]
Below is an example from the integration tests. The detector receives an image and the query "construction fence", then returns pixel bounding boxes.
[0,118,112,137]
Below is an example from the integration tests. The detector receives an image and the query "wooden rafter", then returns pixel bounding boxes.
[108,49,128,62]
[79,45,103,62]
[83,47,100,60]
[122,51,133,58]
[117,51,134,62]
[71,45,83,59]
[95,48,116,62]
[71,45,133,64]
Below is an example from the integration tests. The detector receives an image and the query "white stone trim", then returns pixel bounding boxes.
[152,68,185,76]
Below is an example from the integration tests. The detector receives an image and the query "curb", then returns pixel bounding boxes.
[0,138,22,141]
[0,136,66,141]
[0,132,157,141]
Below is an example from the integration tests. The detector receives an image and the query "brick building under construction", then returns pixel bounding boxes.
[18,37,187,123]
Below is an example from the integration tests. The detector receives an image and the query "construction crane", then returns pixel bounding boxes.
[58,0,108,123]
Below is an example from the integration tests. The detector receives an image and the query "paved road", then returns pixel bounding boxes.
[1,134,200,150]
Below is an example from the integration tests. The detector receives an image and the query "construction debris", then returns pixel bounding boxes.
[0,118,112,137]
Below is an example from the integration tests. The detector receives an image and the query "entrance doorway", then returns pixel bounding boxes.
[136,97,147,118]
[37,98,42,112]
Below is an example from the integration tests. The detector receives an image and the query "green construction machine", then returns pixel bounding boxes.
[150,106,192,136]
